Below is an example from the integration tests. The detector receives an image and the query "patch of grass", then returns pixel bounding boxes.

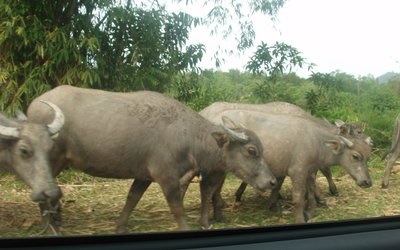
[56,168,109,185]
[1,156,400,237]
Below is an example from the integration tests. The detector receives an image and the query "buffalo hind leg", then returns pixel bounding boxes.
[179,169,198,199]
[116,179,152,233]
[158,178,189,231]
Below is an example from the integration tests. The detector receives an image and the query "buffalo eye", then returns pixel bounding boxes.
[248,146,257,157]
[19,145,33,159]
[352,153,361,161]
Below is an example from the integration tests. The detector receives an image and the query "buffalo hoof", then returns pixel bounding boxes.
[381,182,389,189]
[304,211,312,222]
[317,198,327,207]
[116,225,128,234]
[329,189,339,196]
[267,202,280,213]
[200,218,210,230]
[307,198,317,211]
[214,213,223,222]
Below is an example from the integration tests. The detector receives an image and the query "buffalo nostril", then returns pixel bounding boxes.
[360,180,372,188]
[31,192,46,202]
[43,188,63,201]
[270,179,277,187]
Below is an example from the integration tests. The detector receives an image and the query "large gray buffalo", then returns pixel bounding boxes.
[382,114,400,188]
[0,102,63,204]
[26,85,276,233]
[203,109,372,223]
[200,101,370,199]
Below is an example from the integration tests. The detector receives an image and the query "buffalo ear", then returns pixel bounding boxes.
[324,140,343,155]
[221,116,239,129]
[212,132,229,148]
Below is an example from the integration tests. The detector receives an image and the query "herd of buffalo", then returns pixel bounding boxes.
[1,85,400,235]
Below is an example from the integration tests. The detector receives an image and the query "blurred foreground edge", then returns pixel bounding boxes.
[2,216,400,250]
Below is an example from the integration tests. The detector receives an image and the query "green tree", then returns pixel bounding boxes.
[245,41,313,102]
[0,0,288,112]
[0,0,204,112]
[175,0,287,66]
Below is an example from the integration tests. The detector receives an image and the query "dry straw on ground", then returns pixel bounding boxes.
[1,160,400,237]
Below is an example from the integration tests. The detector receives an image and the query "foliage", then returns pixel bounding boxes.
[173,69,254,111]
[0,0,204,112]
[245,41,313,103]
[174,0,286,64]
[174,68,400,149]
[306,72,361,117]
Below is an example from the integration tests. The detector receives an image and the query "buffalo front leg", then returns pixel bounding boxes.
[199,171,225,229]
[266,177,285,212]
[313,182,327,206]
[319,166,338,195]
[382,153,398,188]
[306,174,317,211]
[116,179,151,233]
[307,172,325,211]
[291,174,308,224]
[235,182,248,202]
[212,175,226,222]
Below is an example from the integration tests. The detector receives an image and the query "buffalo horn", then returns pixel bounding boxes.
[340,136,354,148]
[222,126,249,143]
[365,136,373,146]
[40,101,65,135]
[0,124,20,138]
[15,110,27,121]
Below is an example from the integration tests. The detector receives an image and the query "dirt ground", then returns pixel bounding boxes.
[1,161,400,238]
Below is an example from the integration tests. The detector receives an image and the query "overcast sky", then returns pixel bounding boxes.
[168,0,400,78]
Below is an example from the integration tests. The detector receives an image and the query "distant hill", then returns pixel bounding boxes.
[377,72,400,84]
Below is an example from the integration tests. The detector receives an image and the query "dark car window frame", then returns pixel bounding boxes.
[2,215,400,249]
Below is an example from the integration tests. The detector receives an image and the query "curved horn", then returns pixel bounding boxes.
[40,101,65,135]
[340,136,354,148]
[0,124,20,138]
[365,136,373,146]
[222,126,249,143]
[15,110,27,121]
[0,114,20,138]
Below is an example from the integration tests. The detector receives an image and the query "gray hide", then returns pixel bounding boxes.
[382,114,400,188]
[0,103,64,203]
[27,85,276,233]
[200,101,371,198]
[206,109,372,223]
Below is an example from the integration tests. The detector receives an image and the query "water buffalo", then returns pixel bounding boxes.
[0,102,63,204]
[27,85,276,233]
[200,101,370,198]
[203,109,372,223]
[382,114,400,188]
